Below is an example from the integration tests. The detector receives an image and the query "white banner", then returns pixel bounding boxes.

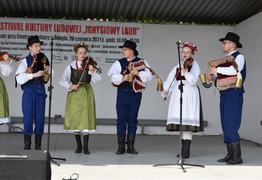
[0,18,142,64]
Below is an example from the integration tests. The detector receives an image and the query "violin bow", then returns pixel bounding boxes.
[77,48,92,86]
[163,74,177,100]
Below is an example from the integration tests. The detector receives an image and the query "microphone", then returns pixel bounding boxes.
[176,40,182,45]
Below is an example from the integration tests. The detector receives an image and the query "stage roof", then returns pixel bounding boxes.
[0,0,261,25]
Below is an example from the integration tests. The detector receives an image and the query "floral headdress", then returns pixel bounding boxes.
[180,42,198,54]
[73,42,89,52]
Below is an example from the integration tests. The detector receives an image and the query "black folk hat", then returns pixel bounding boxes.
[26,35,43,49]
[119,40,139,56]
[219,32,242,48]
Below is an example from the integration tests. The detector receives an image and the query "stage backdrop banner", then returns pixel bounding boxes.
[0,18,142,64]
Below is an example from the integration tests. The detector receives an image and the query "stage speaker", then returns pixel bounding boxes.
[0,150,51,180]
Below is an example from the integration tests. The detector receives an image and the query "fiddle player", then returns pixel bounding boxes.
[0,54,13,125]
[208,32,246,165]
[59,42,101,154]
[108,40,153,155]
[16,35,51,150]
[162,42,204,159]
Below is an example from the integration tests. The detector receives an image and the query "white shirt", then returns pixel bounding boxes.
[107,58,153,85]
[16,58,53,85]
[217,50,245,75]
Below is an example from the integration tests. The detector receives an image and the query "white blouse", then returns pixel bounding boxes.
[59,60,102,91]
[0,60,13,76]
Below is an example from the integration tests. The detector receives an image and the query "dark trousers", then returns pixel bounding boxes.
[220,93,243,143]
[116,86,142,135]
[22,92,46,136]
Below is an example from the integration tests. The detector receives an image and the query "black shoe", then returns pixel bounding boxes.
[127,134,138,155]
[182,139,191,159]
[226,142,243,165]
[83,135,90,155]
[35,135,42,150]
[24,135,31,150]
[116,134,126,155]
[75,135,82,153]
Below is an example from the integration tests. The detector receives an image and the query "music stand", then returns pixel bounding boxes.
[46,37,66,166]
[153,41,204,172]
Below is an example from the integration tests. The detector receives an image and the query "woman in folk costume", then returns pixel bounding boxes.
[0,54,13,125]
[162,42,204,159]
[59,42,101,154]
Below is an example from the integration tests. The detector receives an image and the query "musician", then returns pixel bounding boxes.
[16,35,51,150]
[0,54,13,125]
[59,42,101,154]
[162,42,204,159]
[108,40,153,155]
[208,32,246,165]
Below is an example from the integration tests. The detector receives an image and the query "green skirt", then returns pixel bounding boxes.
[64,83,96,131]
[0,77,9,119]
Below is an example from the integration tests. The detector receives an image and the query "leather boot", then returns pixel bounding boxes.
[83,135,90,155]
[217,143,232,162]
[227,142,243,165]
[35,135,42,150]
[24,135,31,150]
[116,134,126,155]
[176,139,185,158]
[183,139,191,159]
[75,135,82,153]
[127,134,138,155]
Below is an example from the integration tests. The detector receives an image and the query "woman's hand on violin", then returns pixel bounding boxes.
[69,84,79,91]
[33,70,45,78]
[3,54,10,64]
[88,65,95,73]
[180,63,186,74]
[163,90,169,97]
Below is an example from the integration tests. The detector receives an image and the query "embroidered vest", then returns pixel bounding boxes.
[70,66,91,84]
[21,54,45,94]
[119,57,147,92]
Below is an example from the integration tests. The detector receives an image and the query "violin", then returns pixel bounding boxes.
[81,56,102,74]
[183,58,193,70]
[0,51,20,62]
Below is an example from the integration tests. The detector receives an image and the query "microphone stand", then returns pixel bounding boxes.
[46,37,66,166]
[153,41,204,172]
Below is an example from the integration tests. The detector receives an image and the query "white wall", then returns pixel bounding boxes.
[4,13,261,143]
[234,12,262,144]
[4,23,232,135]
[3,13,262,144]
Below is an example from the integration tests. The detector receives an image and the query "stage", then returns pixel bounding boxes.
[0,133,262,180]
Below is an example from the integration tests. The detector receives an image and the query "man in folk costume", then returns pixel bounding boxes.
[208,32,246,165]
[108,40,153,155]
[16,35,51,150]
